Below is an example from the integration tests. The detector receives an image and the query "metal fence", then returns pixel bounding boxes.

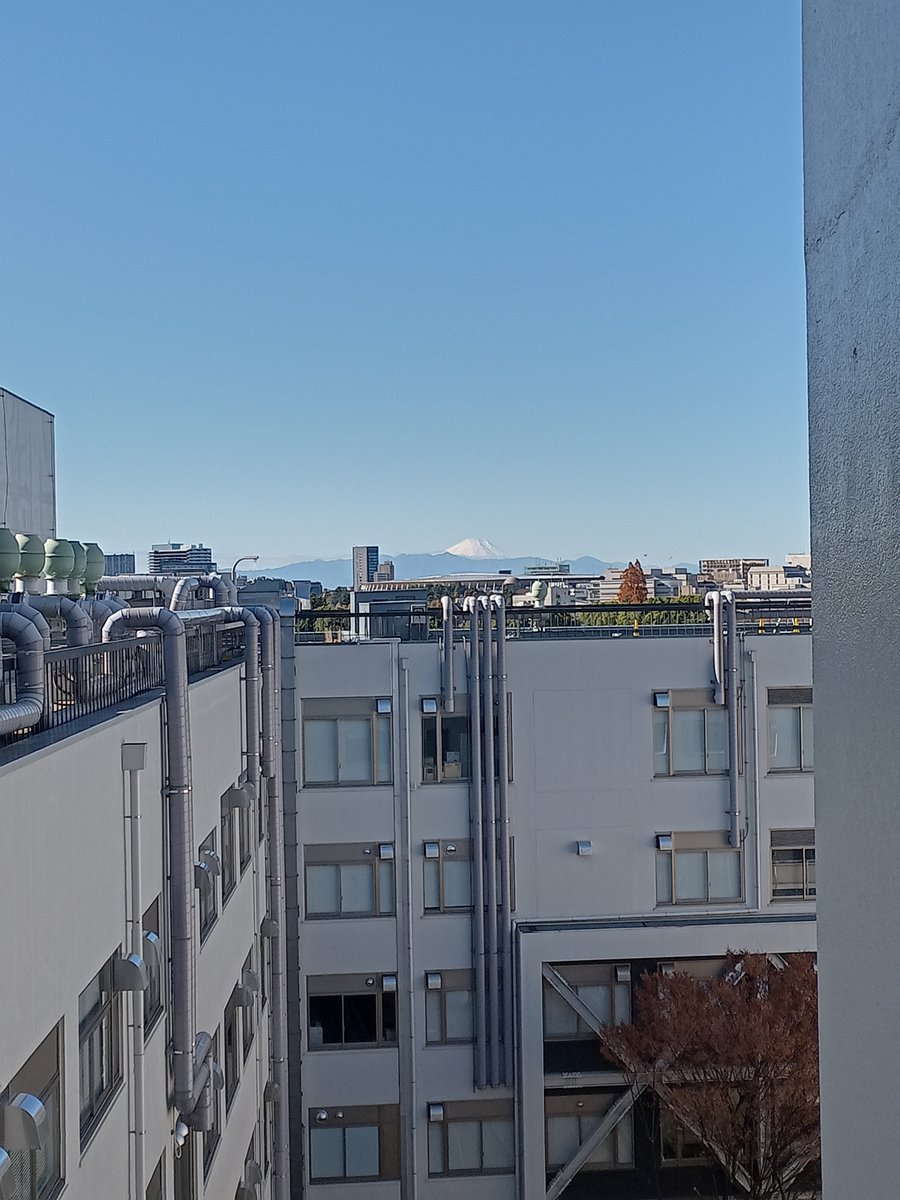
[0,622,245,750]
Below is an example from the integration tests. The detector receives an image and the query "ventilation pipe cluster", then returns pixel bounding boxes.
[463,595,513,1088]
[0,611,45,736]
[705,590,742,849]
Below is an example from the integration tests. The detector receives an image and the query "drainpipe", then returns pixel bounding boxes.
[723,591,741,848]
[122,745,146,1200]
[464,597,488,1089]
[247,605,290,1200]
[0,610,45,734]
[0,602,51,650]
[441,597,455,714]
[704,590,725,705]
[747,645,763,910]
[396,652,419,1200]
[102,608,209,1116]
[480,596,501,1087]
[491,595,513,1086]
[22,595,92,647]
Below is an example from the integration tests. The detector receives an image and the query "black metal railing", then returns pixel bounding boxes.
[0,622,245,751]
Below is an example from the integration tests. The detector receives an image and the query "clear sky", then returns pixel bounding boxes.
[1,1,807,569]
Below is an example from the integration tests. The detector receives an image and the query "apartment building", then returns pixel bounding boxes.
[290,595,816,1199]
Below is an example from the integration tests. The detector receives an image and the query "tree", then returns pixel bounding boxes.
[602,953,820,1200]
[617,559,649,603]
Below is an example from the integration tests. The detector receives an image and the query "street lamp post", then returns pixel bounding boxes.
[231,555,259,594]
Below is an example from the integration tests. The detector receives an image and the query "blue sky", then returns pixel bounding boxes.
[1,1,807,569]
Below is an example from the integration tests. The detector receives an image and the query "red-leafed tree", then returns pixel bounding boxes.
[617,559,648,603]
[602,953,820,1200]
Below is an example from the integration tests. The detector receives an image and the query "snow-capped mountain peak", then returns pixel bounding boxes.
[444,537,505,560]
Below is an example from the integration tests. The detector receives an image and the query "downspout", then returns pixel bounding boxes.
[247,605,290,1200]
[102,608,209,1116]
[0,610,45,734]
[441,596,455,714]
[397,652,419,1200]
[23,595,92,647]
[123,748,146,1199]
[723,591,742,848]
[480,596,501,1087]
[704,590,725,705]
[491,595,513,1086]
[464,597,488,1089]
[747,645,763,910]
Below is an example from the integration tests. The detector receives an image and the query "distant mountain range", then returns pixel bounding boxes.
[252,550,628,590]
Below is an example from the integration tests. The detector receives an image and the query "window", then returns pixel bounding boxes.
[308,974,398,1049]
[202,1030,221,1178]
[542,964,632,1040]
[224,993,241,1112]
[221,793,236,904]
[0,1025,63,1200]
[767,688,813,771]
[146,1153,164,1200]
[656,833,742,905]
[241,951,256,1062]
[302,698,392,786]
[173,1133,194,1200]
[660,1108,709,1164]
[545,1094,634,1172]
[238,786,252,874]
[79,957,122,1145]
[421,700,470,782]
[143,896,164,1036]
[771,829,816,899]
[304,844,395,918]
[260,923,269,1011]
[427,1100,515,1177]
[425,971,474,1044]
[653,694,729,776]
[423,841,472,912]
[198,829,218,942]
[308,1105,400,1182]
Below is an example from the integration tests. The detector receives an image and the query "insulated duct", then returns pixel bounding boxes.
[704,590,725,706]
[0,602,51,651]
[441,597,455,714]
[723,591,742,848]
[480,596,501,1087]
[23,595,91,648]
[491,595,513,1086]
[0,610,45,735]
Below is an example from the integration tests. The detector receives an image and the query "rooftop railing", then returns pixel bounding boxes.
[0,621,245,751]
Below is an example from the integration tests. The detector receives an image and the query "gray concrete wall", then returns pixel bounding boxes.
[0,388,56,538]
[804,3,900,1195]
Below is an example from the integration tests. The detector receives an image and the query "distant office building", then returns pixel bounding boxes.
[352,544,379,590]
[148,542,216,574]
[375,559,395,581]
[293,579,324,601]
[103,552,135,575]
[785,552,812,571]
[699,557,769,586]
[525,560,571,576]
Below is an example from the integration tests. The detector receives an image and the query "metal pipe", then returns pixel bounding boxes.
[397,653,419,1200]
[441,596,455,714]
[97,575,177,596]
[704,590,725,705]
[248,605,290,1200]
[200,574,231,607]
[102,607,204,1114]
[464,597,488,1088]
[480,596,501,1086]
[491,595,513,1086]
[79,597,118,641]
[169,577,202,611]
[747,646,763,910]
[0,610,45,734]
[23,594,91,647]
[723,591,742,848]
[0,601,51,651]
[124,756,146,1199]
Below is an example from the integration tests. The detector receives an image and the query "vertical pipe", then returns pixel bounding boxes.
[126,760,146,1200]
[704,590,725,705]
[723,592,742,848]
[492,596,513,1086]
[466,598,488,1088]
[441,596,455,713]
[481,597,501,1086]
[747,645,763,910]
[397,654,419,1200]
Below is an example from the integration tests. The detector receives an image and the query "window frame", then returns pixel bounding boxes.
[423,840,473,914]
[304,844,396,920]
[424,970,475,1045]
[767,691,814,773]
[427,1100,515,1178]
[202,1029,222,1179]
[1,1024,63,1200]
[78,957,123,1147]
[770,829,816,900]
[143,895,165,1037]
[302,698,393,788]
[544,1092,635,1173]
[220,792,237,905]
[542,964,632,1041]
[307,974,398,1051]
[198,828,219,943]
[307,1104,400,1183]
[241,950,256,1063]
[653,699,731,777]
[421,699,471,784]
[224,991,242,1113]
[656,833,743,906]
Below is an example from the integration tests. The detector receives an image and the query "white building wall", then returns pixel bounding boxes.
[804,2,900,1196]
[0,388,56,538]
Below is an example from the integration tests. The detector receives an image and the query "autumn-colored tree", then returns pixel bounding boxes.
[617,559,649,603]
[602,953,820,1200]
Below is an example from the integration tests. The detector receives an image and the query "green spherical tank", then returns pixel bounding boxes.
[83,543,105,591]
[43,538,76,582]
[0,528,20,588]
[68,540,87,583]
[15,533,45,579]
[531,579,548,602]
